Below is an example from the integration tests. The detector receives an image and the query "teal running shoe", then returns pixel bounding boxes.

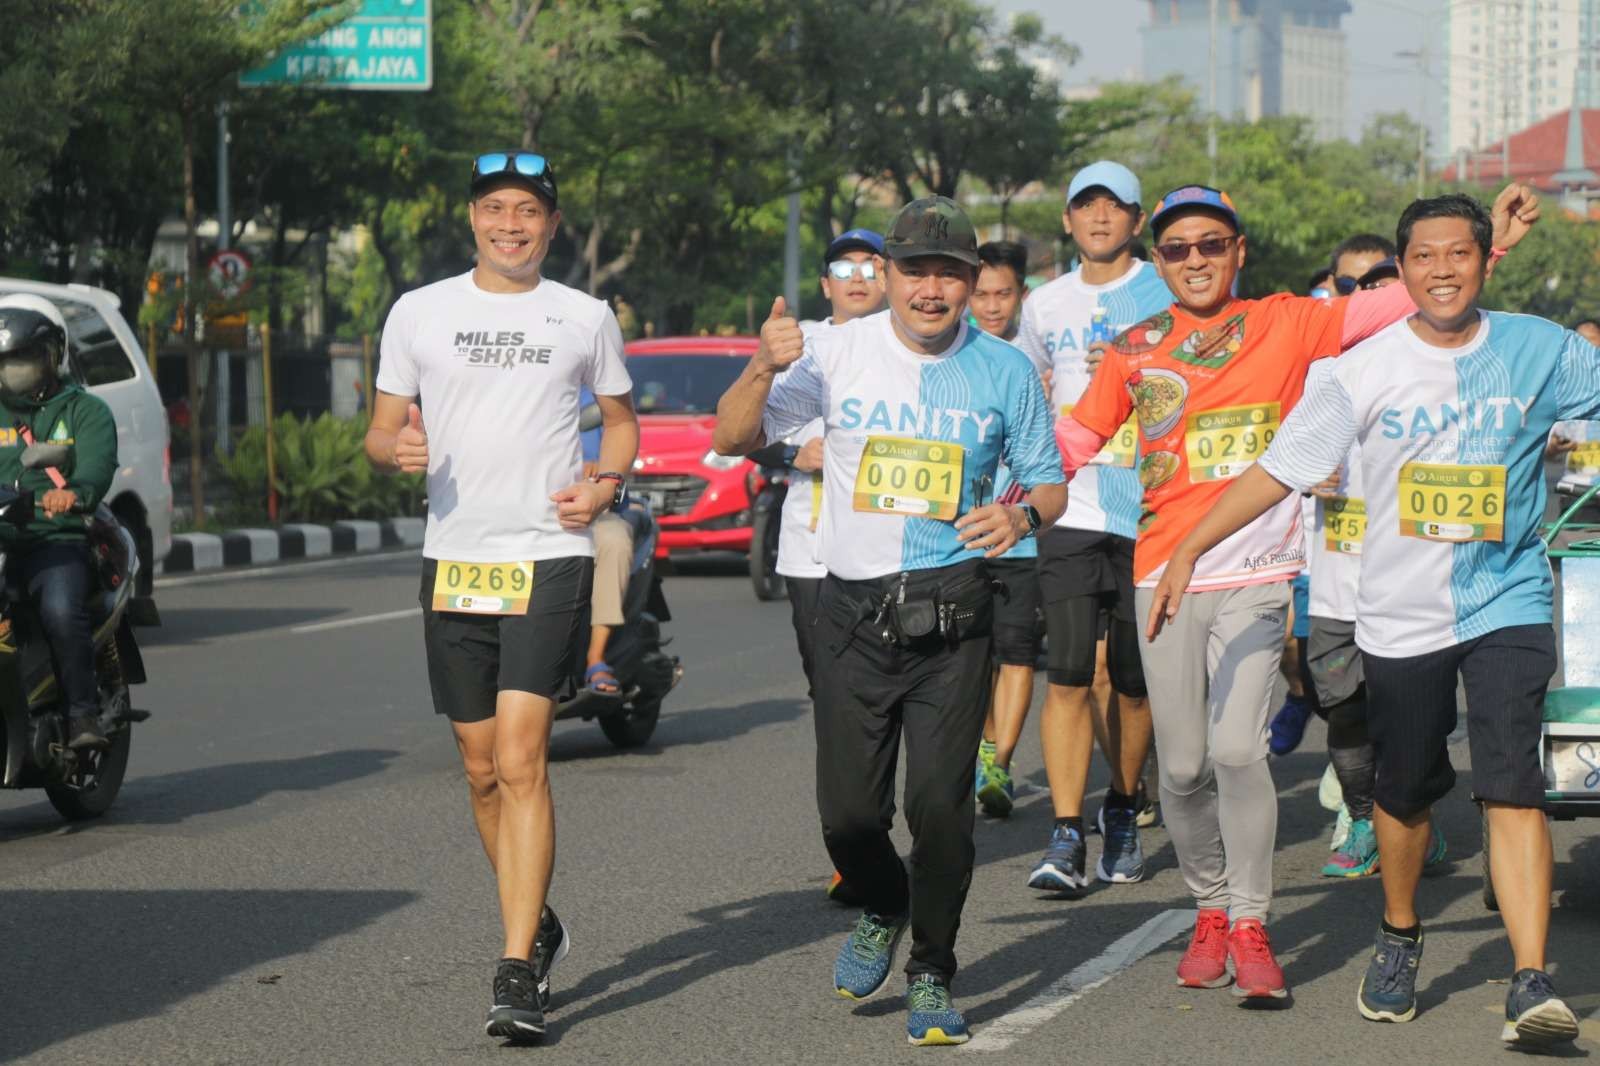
[977,763,1014,817]
[906,975,969,1046]
[1357,926,1423,1023]
[1322,817,1379,877]
[834,911,907,1000]
[1423,823,1447,869]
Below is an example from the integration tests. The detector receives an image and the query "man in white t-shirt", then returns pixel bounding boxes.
[364,151,637,1043]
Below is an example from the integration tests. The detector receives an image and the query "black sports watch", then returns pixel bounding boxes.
[1019,503,1042,539]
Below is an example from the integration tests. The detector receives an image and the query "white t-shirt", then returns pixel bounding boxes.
[1303,361,1362,622]
[1015,259,1171,538]
[1262,311,1600,656]
[376,271,632,563]
[762,311,1063,581]
[774,318,836,579]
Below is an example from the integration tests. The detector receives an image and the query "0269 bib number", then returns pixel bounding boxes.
[432,560,535,614]
[1184,403,1280,482]
[1397,463,1505,543]
[1322,496,1365,555]
[852,437,965,521]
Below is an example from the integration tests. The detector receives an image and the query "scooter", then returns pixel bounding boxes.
[748,461,789,602]
[0,443,149,820]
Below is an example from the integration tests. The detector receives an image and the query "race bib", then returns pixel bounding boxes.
[809,475,822,532]
[1397,463,1505,542]
[1184,403,1280,482]
[431,560,535,614]
[1322,496,1366,555]
[1062,404,1137,468]
[1569,441,1600,475]
[852,437,965,521]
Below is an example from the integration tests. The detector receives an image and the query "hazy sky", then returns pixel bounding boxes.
[993,0,1446,143]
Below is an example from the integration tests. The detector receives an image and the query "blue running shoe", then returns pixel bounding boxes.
[834,910,907,1000]
[1027,824,1087,892]
[1096,805,1145,883]
[977,763,1014,818]
[1268,694,1313,756]
[1502,968,1579,1047]
[906,975,969,1046]
[1357,926,1423,1023]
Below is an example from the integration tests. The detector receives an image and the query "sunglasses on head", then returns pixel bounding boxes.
[1152,234,1240,264]
[473,152,549,181]
[827,260,878,281]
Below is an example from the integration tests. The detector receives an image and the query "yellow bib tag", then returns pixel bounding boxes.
[1322,496,1366,555]
[1061,404,1137,468]
[431,560,535,614]
[809,475,823,532]
[1568,442,1600,475]
[1397,463,1505,542]
[1184,403,1280,482]
[852,437,965,521]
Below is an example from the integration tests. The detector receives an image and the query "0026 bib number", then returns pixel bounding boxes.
[1184,403,1280,482]
[852,437,965,520]
[1322,496,1365,555]
[1061,404,1137,468]
[1397,463,1505,542]
[432,560,535,614]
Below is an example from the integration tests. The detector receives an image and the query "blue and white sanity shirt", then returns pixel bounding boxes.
[762,311,1063,581]
[1261,311,1600,656]
[1015,259,1171,539]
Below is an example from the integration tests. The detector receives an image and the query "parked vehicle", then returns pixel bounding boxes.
[747,452,789,602]
[624,336,758,560]
[0,278,172,623]
[0,444,150,820]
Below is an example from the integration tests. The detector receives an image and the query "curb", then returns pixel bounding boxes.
[161,516,425,574]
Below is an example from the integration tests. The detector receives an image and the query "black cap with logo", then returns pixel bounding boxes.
[883,196,980,267]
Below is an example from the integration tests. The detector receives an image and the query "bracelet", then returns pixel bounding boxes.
[591,472,625,483]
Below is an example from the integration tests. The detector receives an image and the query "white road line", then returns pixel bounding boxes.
[290,607,422,634]
[154,548,422,589]
[967,908,1193,1052]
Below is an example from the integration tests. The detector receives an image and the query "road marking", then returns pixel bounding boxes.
[290,607,422,634]
[155,548,422,589]
[967,908,1192,1052]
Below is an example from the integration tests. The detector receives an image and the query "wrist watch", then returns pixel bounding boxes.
[591,471,626,508]
[1019,503,1042,538]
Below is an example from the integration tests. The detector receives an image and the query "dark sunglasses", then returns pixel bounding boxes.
[1153,234,1240,264]
[473,152,549,181]
[1333,275,1358,295]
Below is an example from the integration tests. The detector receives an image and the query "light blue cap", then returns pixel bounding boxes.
[1066,161,1142,208]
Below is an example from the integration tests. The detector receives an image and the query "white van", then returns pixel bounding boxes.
[0,277,172,619]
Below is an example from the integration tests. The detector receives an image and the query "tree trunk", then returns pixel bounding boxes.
[181,99,206,527]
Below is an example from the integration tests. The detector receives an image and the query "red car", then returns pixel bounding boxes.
[625,336,761,558]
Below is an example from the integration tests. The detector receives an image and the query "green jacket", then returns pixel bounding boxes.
[0,384,118,547]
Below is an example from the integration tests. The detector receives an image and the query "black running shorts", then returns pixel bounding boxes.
[419,555,593,722]
[989,557,1042,667]
[1037,527,1144,693]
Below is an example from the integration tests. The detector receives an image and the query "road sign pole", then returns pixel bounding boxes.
[262,324,278,523]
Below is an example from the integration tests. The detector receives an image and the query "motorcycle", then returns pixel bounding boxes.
[558,405,682,748]
[0,443,148,820]
[747,440,796,603]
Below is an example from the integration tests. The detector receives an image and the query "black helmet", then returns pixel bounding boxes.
[0,295,68,405]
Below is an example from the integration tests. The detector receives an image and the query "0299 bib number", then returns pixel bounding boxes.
[1397,463,1505,543]
[1184,403,1280,482]
[852,437,965,521]
[432,560,535,614]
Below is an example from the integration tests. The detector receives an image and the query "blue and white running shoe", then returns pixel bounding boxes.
[1096,805,1145,883]
[1027,824,1087,892]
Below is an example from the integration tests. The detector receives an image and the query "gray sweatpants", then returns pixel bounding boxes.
[1134,580,1290,921]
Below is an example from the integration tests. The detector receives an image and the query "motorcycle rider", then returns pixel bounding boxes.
[0,294,119,751]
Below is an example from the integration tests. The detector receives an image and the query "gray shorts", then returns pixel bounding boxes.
[1306,616,1364,708]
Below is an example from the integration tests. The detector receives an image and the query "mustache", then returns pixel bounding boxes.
[910,300,951,313]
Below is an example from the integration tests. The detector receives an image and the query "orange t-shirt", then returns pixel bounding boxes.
[1070,293,1349,588]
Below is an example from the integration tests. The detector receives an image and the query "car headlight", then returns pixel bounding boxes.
[702,450,745,471]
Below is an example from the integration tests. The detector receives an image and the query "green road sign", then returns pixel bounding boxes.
[240,0,431,91]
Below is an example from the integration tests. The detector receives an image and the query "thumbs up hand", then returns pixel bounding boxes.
[394,401,429,474]
[756,296,805,374]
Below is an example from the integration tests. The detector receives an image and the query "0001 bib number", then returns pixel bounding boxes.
[431,560,535,614]
[1397,463,1505,542]
[852,437,965,520]
[1322,496,1366,555]
[1184,403,1280,482]
[1061,404,1137,468]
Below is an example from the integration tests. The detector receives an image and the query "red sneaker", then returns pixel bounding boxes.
[1228,918,1288,999]
[1176,908,1232,988]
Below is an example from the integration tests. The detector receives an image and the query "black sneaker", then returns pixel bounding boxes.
[485,958,545,1041]
[1501,967,1578,1047]
[533,906,570,1011]
[65,715,108,751]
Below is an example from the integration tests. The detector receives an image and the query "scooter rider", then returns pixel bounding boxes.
[713,196,1066,1046]
[0,294,118,751]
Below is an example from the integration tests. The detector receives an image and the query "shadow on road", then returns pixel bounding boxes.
[0,887,415,1063]
[139,606,348,648]
[0,749,402,841]
[550,699,806,763]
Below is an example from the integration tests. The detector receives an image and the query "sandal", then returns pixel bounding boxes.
[584,662,620,695]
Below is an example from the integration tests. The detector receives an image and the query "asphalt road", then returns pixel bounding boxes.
[2,549,1599,1065]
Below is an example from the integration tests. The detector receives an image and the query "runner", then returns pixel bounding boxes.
[365,151,637,1041]
[1057,181,1539,1001]
[969,239,1040,818]
[1146,191,1584,1048]
[713,196,1066,1046]
[1329,233,1396,296]
[1015,161,1170,890]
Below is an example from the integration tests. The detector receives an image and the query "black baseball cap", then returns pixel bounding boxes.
[471,151,558,208]
[883,196,980,267]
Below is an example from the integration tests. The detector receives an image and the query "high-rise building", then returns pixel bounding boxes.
[1444,0,1600,155]
[1142,0,1351,142]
